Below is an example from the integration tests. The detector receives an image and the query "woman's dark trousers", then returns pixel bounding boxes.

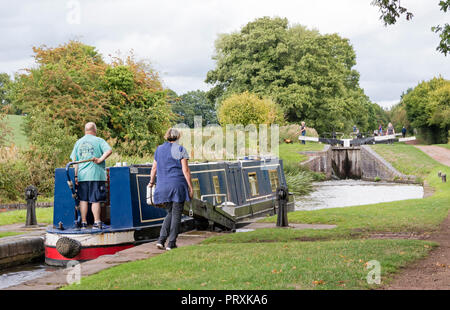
[158,201,184,248]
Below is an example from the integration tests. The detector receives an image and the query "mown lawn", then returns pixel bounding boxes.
[0,208,53,226]
[278,142,324,164]
[370,143,438,178]
[63,239,435,290]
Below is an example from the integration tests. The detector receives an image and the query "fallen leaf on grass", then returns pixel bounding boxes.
[312,280,326,286]
[271,269,283,274]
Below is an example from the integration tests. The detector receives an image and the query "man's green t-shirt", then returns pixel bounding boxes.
[70,134,112,182]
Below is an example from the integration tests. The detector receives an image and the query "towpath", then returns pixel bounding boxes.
[4,230,221,290]
[383,214,450,289]
[414,145,450,167]
[384,145,450,290]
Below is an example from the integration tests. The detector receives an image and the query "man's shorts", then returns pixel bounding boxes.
[77,181,107,203]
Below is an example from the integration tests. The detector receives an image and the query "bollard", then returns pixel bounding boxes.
[442,174,447,183]
[24,185,39,227]
[276,186,289,227]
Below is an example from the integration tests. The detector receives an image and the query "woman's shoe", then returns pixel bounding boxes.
[156,243,165,250]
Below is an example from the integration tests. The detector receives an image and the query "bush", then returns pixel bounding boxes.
[218,91,283,126]
[0,159,31,203]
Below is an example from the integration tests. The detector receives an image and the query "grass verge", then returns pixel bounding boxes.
[0,208,53,226]
[435,144,450,150]
[278,142,324,164]
[63,239,435,290]
[370,144,438,178]
[0,231,22,238]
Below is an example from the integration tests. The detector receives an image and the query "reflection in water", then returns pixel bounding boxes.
[295,179,424,211]
[0,263,59,289]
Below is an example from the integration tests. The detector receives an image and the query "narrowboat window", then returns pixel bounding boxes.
[192,178,201,199]
[269,169,279,192]
[212,176,223,203]
[248,172,259,196]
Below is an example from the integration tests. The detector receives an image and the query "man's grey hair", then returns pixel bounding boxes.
[85,122,97,132]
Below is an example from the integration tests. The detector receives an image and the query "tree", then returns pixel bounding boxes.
[388,102,410,133]
[172,90,218,127]
[206,17,381,134]
[0,107,11,147]
[9,40,173,157]
[10,41,109,135]
[217,91,283,127]
[401,77,450,143]
[0,73,10,106]
[103,55,173,156]
[371,0,450,55]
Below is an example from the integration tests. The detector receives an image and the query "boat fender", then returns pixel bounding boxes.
[146,185,156,205]
[56,237,81,258]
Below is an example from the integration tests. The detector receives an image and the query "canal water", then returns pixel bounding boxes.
[295,179,424,211]
[0,262,59,289]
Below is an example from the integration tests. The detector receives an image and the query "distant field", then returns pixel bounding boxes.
[5,115,28,149]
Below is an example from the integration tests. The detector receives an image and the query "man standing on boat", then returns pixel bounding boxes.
[70,122,112,229]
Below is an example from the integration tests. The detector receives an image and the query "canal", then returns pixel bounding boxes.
[295,179,424,211]
[0,262,59,289]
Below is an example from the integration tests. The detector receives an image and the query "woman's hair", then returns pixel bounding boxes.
[164,128,181,142]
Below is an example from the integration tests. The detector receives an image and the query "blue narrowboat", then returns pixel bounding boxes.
[45,157,294,266]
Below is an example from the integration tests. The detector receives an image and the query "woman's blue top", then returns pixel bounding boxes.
[153,141,190,204]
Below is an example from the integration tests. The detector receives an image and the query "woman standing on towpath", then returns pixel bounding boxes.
[148,128,193,251]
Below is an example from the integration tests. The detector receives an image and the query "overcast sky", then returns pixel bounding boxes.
[0,0,448,109]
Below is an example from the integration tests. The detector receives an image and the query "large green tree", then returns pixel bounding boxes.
[371,0,450,56]
[205,17,380,134]
[171,90,217,127]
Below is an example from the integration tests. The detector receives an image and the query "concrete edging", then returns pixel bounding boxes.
[0,235,44,270]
